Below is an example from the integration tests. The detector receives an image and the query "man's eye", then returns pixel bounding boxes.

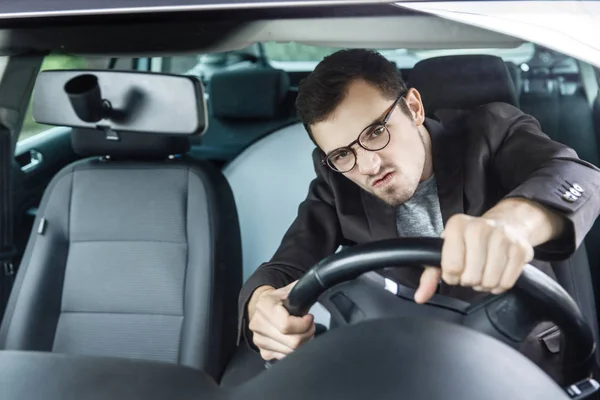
[371,126,385,137]
[334,150,350,160]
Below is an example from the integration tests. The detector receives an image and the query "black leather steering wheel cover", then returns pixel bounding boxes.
[284,237,595,381]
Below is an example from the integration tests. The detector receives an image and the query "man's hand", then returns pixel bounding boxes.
[414,198,566,304]
[247,281,316,361]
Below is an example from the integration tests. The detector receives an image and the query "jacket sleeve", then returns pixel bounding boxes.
[481,102,600,261]
[236,148,345,347]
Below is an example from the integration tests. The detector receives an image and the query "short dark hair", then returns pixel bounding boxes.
[295,49,409,143]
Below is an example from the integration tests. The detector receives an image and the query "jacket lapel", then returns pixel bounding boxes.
[361,189,398,240]
[426,113,465,224]
[427,113,485,301]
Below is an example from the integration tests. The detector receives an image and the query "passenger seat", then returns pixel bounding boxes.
[0,99,242,380]
[218,79,324,388]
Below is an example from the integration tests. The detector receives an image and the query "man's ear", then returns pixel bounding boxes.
[404,88,426,126]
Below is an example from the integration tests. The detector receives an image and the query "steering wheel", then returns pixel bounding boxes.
[269,237,596,385]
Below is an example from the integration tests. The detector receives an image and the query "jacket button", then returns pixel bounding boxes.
[563,192,578,202]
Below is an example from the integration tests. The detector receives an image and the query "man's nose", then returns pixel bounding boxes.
[357,149,381,175]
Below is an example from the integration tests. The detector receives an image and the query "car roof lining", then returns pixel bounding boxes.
[0,6,523,57]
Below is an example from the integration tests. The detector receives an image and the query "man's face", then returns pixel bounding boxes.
[311,79,430,207]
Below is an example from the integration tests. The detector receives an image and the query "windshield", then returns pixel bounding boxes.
[263,42,536,71]
[177,41,537,79]
[6,4,600,395]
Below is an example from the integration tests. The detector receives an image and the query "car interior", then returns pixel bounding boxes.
[0,4,599,399]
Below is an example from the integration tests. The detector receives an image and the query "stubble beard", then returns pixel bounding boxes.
[377,176,419,208]
[375,126,430,208]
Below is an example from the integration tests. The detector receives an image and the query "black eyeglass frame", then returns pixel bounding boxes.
[322,90,407,173]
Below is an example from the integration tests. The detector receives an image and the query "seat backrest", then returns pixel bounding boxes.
[222,121,334,326]
[505,61,523,95]
[223,123,315,281]
[593,93,600,154]
[513,57,600,165]
[0,123,242,380]
[556,88,599,165]
[519,77,562,137]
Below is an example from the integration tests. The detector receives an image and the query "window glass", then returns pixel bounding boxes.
[147,42,540,162]
[129,42,591,167]
[262,41,536,71]
[160,44,262,83]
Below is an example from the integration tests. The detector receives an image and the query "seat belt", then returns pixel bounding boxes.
[0,122,15,307]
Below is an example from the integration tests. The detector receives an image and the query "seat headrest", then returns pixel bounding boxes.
[408,55,519,114]
[504,61,523,94]
[209,67,290,120]
[71,129,190,159]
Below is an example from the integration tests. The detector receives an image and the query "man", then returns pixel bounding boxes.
[238,49,600,364]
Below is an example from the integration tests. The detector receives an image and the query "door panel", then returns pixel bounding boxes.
[12,127,76,265]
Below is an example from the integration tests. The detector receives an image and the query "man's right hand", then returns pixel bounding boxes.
[247,281,316,361]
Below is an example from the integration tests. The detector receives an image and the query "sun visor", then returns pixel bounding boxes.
[32,70,208,136]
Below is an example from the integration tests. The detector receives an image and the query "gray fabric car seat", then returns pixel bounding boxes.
[217,70,331,328]
[0,128,242,381]
[223,123,316,283]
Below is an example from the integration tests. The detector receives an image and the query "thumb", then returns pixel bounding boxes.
[414,267,442,304]
[274,280,299,300]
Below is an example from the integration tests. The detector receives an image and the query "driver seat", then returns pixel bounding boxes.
[0,126,242,380]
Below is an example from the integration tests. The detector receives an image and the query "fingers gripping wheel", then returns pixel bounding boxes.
[263,270,327,369]
[264,238,595,383]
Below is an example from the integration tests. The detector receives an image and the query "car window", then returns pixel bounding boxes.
[19,55,136,143]
[160,44,262,83]
[150,41,591,166]
[263,41,536,71]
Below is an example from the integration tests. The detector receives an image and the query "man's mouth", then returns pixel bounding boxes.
[371,171,395,188]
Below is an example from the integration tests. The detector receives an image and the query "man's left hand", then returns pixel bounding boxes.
[414,214,534,303]
[414,198,566,304]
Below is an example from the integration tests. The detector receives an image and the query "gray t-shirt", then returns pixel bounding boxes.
[395,174,444,238]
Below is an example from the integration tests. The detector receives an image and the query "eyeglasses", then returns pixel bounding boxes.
[323,91,406,173]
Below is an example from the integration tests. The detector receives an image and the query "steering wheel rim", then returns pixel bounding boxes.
[283,237,596,382]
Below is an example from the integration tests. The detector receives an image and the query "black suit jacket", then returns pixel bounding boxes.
[237,102,600,346]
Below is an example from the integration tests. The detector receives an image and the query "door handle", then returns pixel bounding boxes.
[20,149,43,173]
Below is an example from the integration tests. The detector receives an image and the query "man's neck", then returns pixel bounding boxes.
[419,125,434,182]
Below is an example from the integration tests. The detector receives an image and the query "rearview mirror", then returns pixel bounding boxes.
[32,70,207,136]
